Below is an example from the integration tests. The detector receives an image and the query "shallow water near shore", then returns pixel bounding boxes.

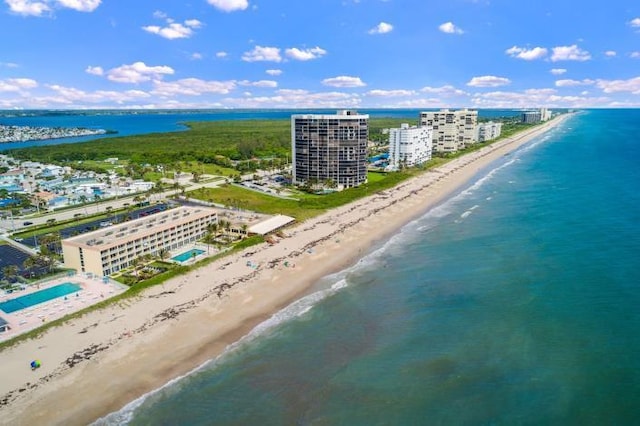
[99,110,640,425]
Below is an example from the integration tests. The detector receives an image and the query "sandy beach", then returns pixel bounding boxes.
[0,115,569,425]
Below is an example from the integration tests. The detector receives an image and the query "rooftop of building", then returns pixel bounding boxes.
[291,110,369,119]
[62,206,218,250]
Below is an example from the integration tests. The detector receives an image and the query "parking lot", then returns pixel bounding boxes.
[18,203,170,248]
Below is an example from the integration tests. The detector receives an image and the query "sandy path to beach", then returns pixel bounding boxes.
[0,115,569,425]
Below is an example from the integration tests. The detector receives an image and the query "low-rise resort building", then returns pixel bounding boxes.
[62,206,218,277]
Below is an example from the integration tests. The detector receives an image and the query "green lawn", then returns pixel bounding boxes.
[188,170,414,221]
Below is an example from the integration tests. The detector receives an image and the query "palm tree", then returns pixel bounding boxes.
[40,232,62,255]
[23,256,36,278]
[207,222,219,236]
[203,231,216,254]
[240,223,248,238]
[157,248,170,262]
[2,265,19,283]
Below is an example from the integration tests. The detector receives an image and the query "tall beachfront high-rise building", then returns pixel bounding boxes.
[291,110,369,189]
[521,110,542,124]
[540,107,552,121]
[475,121,503,142]
[522,108,552,124]
[388,123,433,171]
[419,109,478,153]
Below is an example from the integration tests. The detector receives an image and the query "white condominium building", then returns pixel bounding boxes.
[475,121,503,142]
[540,107,552,121]
[522,108,552,124]
[419,109,478,153]
[62,206,217,277]
[388,123,433,170]
[291,110,369,189]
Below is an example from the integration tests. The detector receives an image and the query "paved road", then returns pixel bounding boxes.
[0,177,229,234]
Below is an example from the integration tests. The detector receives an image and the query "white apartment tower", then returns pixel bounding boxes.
[291,110,369,189]
[419,109,478,153]
[475,121,503,142]
[540,107,552,121]
[388,123,433,170]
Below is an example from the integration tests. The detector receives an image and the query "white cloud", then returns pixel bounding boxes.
[366,89,415,97]
[467,75,511,87]
[107,62,174,83]
[0,62,19,68]
[550,68,567,75]
[285,47,327,61]
[206,0,248,12]
[505,46,548,60]
[630,52,640,59]
[46,84,151,103]
[152,78,236,96]
[420,85,468,97]
[55,0,100,12]
[0,77,38,91]
[604,50,617,57]
[184,19,202,28]
[266,69,282,76]
[190,52,203,60]
[143,19,202,39]
[85,65,104,76]
[438,22,464,34]
[5,0,100,16]
[368,22,393,34]
[469,88,610,109]
[242,46,282,62]
[551,45,591,62]
[595,76,640,94]
[152,10,167,19]
[629,17,640,28]
[216,51,228,58]
[322,75,366,88]
[5,0,50,16]
[555,79,594,87]
[239,80,277,88]
[221,89,361,109]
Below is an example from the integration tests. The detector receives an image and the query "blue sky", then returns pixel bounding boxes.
[0,0,639,109]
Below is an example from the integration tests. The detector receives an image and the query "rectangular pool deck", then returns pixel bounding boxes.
[0,282,82,314]
[0,274,128,342]
[171,248,205,263]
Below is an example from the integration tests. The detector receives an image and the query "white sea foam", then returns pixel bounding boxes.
[460,210,472,219]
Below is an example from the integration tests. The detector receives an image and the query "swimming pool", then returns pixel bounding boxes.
[171,248,205,263]
[0,282,82,314]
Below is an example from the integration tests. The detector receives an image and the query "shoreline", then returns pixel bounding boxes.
[0,115,570,425]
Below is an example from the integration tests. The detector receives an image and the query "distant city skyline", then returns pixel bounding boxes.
[0,0,639,109]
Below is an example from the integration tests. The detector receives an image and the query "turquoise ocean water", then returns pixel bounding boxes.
[62,109,638,424]
[95,109,640,425]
